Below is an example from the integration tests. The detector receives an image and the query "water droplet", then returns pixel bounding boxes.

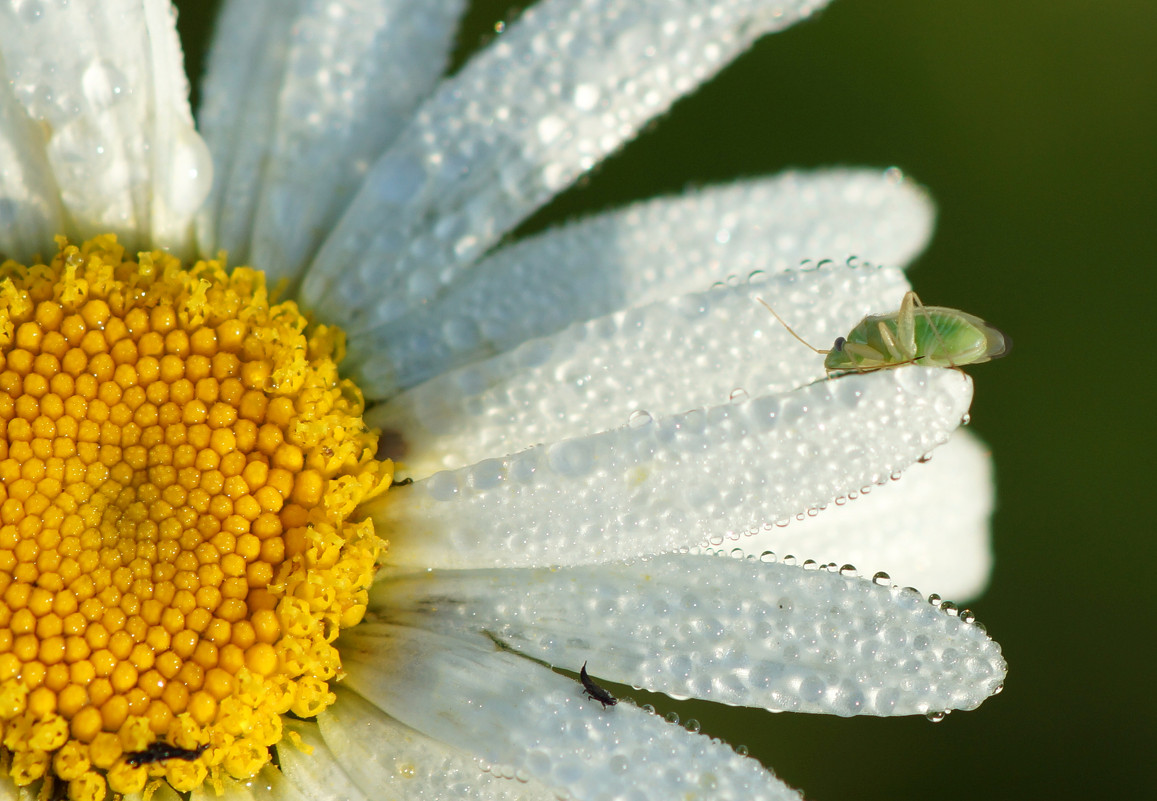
[992,683,1005,695]
[396,762,416,778]
[572,83,600,110]
[872,572,891,586]
[781,555,797,566]
[685,719,701,734]
[960,412,972,426]
[547,439,594,476]
[665,711,680,725]
[627,409,654,428]
[759,551,777,563]
[928,594,942,607]
[729,548,745,560]
[839,565,858,578]
[941,601,959,616]
[735,744,749,757]
[515,769,530,783]
[642,703,655,714]
[802,560,819,571]
[884,166,906,184]
[834,496,847,506]
[960,609,976,624]
[890,470,903,481]
[926,710,947,723]
[729,388,749,403]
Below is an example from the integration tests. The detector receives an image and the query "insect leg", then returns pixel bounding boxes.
[896,291,919,357]
[907,292,955,367]
[875,320,907,362]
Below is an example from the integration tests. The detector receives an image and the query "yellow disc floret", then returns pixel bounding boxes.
[0,236,390,799]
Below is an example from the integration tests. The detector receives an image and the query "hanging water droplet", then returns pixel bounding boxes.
[627,409,654,428]
[925,710,947,723]
[872,571,891,586]
[890,469,903,481]
[834,496,847,506]
[960,412,972,426]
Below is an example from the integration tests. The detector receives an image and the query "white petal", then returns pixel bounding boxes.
[369,367,972,569]
[302,0,834,331]
[0,0,211,255]
[195,0,305,260]
[276,719,371,801]
[0,64,65,262]
[369,262,910,475]
[734,431,995,601]
[126,784,181,801]
[350,169,933,396]
[372,554,1007,716]
[200,766,309,801]
[339,624,804,801]
[316,686,559,800]
[0,774,22,800]
[248,0,467,284]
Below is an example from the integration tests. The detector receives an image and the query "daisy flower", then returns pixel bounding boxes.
[0,0,1006,800]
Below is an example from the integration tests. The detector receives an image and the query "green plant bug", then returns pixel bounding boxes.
[757,291,1009,375]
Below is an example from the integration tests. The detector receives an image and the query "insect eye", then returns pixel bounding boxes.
[833,336,846,352]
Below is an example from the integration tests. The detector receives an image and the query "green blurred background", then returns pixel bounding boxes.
[175,1,1154,798]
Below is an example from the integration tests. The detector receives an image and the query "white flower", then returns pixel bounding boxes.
[0,1,1005,800]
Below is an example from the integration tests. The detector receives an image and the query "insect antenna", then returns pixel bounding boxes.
[756,297,830,355]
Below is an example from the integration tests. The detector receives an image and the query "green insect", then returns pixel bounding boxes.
[757,291,1009,374]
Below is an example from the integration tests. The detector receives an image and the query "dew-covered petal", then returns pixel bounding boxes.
[369,367,973,569]
[339,624,803,801]
[246,0,467,285]
[302,0,834,331]
[371,554,1006,716]
[0,0,211,256]
[737,431,995,601]
[369,262,910,476]
[0,67,65,262]
[350,169,933,396]
[0,774,27,801]
[315,686,559,800]
[275,719,370,801]
[195,0,306,260]
[126,784,181,801]
[197,766,310,801]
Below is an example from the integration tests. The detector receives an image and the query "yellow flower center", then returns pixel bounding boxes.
[0,236,390,799]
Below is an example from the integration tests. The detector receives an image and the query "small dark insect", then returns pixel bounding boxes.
[580,661,617,709]
[391,476,413,488]
[124,742,209,767]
